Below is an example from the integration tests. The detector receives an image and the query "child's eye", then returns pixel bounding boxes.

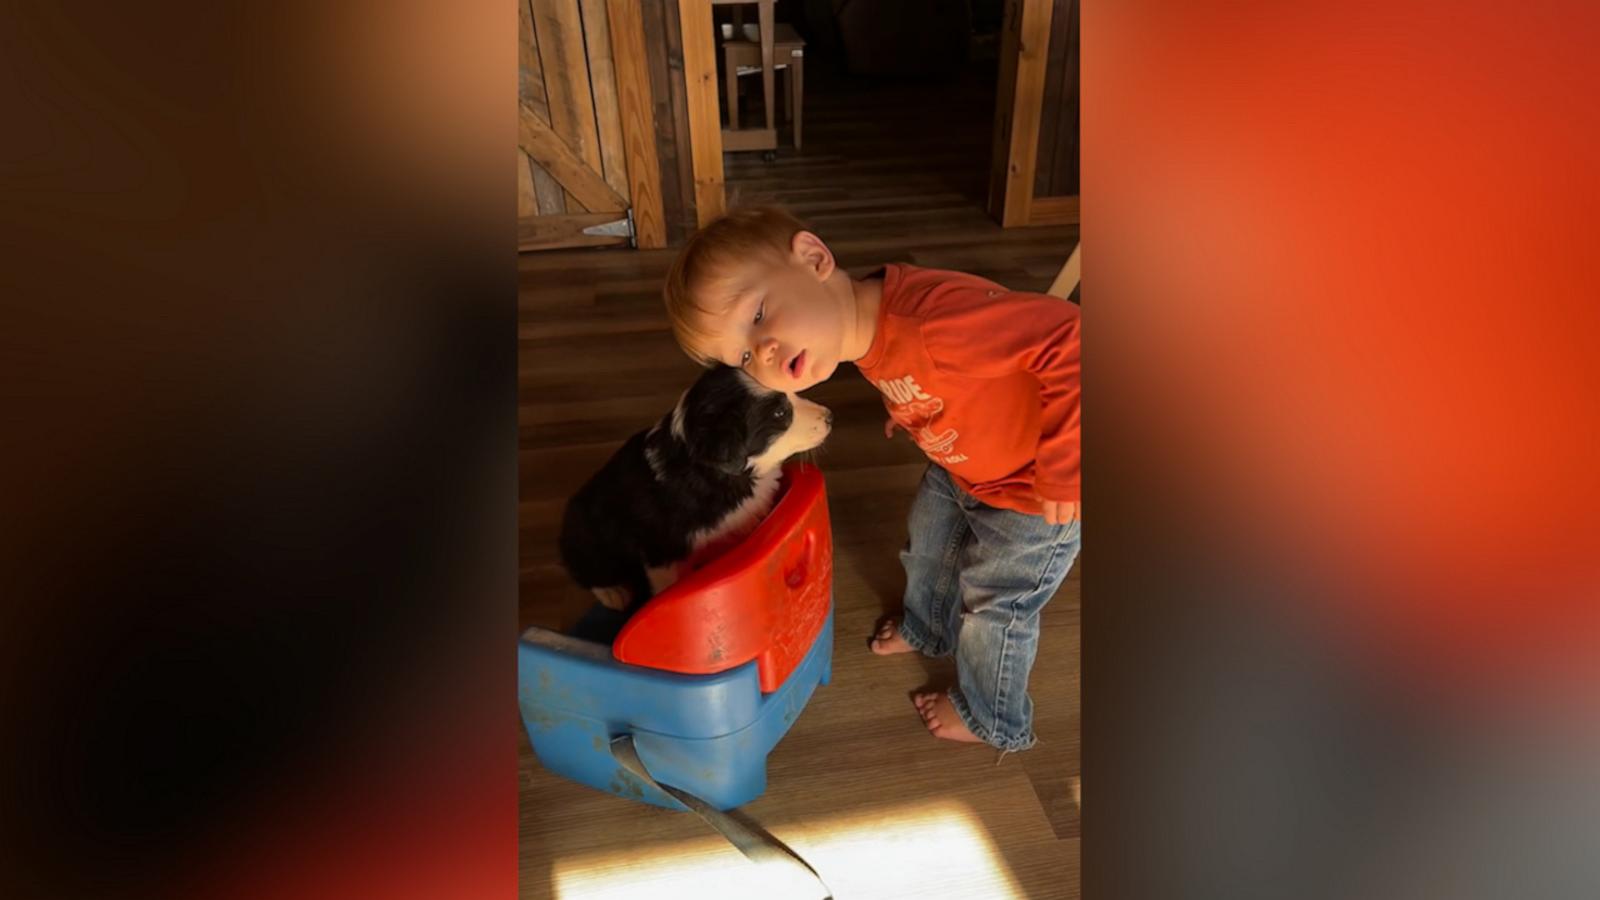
[739,349,751,367]
[753,302,765,325]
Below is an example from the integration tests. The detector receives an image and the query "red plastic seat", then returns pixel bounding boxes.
[612,461,833,694]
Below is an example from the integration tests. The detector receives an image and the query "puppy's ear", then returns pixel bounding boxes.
[698,428,750,475]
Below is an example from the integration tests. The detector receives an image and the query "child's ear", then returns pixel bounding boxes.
[791,230,835,281]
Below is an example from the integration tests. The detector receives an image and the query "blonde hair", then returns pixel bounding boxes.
[663,206,811,365]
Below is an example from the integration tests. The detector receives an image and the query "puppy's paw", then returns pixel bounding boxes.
[591,586,632,610]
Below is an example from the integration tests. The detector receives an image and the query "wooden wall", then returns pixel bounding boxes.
[518,0,570,218]
[1033,0,1079,199]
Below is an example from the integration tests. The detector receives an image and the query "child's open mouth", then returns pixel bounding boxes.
[788,350,806,379]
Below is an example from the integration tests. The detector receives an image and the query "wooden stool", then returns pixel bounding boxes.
[713,0,777,153]
[723,23,805,150]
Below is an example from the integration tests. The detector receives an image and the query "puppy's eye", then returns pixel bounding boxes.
[753,302,765,325]
[773,407,786,419]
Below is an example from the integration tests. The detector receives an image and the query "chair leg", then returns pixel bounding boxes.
[1047,243,1082,299]
[790,54,803,151]
[724,50,739,130]
[759,1,776,133]
[781,67,792,124]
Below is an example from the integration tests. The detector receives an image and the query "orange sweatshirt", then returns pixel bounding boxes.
[854,264,1081,515]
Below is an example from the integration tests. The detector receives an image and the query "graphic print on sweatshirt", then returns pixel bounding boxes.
[876,374,967,464]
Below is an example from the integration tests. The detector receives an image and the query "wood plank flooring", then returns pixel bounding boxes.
[520,61,1080,900]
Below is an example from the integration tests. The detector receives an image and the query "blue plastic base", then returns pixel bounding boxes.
[518,601,834,810]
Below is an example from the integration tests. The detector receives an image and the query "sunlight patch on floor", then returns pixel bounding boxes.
[552,800,1025,900]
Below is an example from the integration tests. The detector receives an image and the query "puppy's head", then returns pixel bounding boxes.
[673,365,831,475]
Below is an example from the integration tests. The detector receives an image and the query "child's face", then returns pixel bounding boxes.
[700,248,847,393]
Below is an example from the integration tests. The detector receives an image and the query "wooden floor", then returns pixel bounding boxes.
[520,62,1080,900]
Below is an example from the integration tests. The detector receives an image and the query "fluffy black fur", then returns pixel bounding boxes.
[558,365,807,611]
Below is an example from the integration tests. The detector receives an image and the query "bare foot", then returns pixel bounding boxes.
[869,618,916,655]
[912,690,984,743]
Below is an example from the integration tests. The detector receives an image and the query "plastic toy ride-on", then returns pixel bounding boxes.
[518,461,834,811]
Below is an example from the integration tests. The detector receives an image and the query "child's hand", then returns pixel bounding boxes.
[884,416,900,439]
[1041,500,1078,526]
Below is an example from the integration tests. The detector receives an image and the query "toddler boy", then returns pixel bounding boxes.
[663,208,1080,751]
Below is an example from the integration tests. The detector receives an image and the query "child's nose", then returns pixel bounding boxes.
[757,338,780,366]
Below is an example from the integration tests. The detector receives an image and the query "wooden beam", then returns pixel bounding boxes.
[1030,194,1080,226]
[518,212,631,252]
[678,0,726,225]
[519,105,628,213]
[518,150,537,218]
[606,0,667,248]
[988,0,1056,227]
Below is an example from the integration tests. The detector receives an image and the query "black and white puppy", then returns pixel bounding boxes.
[559,365,832,611]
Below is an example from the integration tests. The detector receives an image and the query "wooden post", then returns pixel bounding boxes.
[987,0,1056,227]
[678,0,726,225]
[605,0,667,247]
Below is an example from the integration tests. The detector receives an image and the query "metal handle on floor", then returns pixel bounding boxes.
[610,734,833,900]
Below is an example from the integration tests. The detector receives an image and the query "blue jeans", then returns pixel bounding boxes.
[896,465,1080,751]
